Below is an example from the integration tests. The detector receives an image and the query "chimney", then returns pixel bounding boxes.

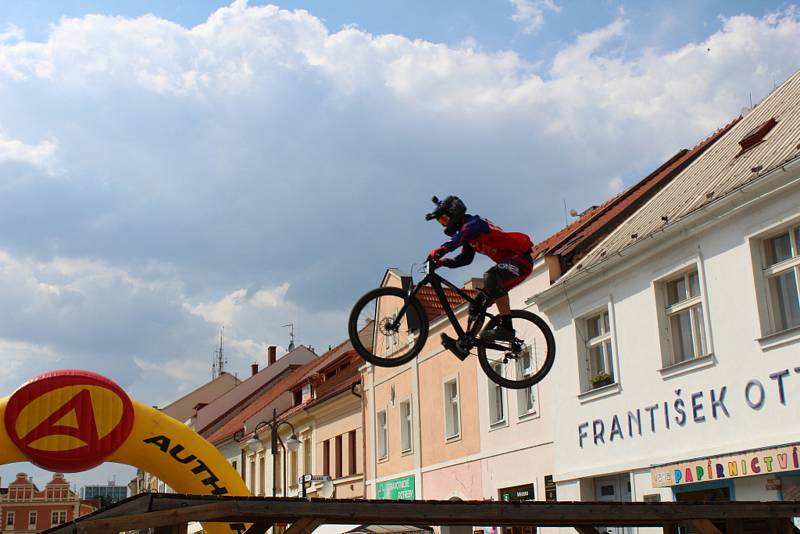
[463,277,484,290]
[251,363,259,376]
[268,346,277,366]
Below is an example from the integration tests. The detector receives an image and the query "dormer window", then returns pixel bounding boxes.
[293,389,302,407]
[736,117,777,157]
[302,383,313,402]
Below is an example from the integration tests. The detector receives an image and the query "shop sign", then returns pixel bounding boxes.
[499,483,535,502]
[577,367,800,449]
[766,478,782,491]
[651,443,800,487]
[377,475,415,500]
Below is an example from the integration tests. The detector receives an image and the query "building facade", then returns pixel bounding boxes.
[80,482,128,506]
[0,473,97,533]
[536,69,800,533]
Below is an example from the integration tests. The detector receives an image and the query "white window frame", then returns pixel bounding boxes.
[399,398,413,454]
[655,263,712,368]
[488,363,507,427]
[6,511,15,528]
[576,301,619,394]
[516,344,539,418]
[757,223,800,335]
[28,510,37,529]
[376,408,389,461]
[443,375,461,441]
[51,511,67,527]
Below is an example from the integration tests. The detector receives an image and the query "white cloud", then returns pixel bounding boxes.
[0,2,798,408]
[0,24,24,44]
[0,133,57,174]
[607,177,624,194]
[510,0,561,34]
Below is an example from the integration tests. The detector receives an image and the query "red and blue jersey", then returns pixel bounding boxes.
[438,214,533,267]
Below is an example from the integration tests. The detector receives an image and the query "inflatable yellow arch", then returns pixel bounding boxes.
[0,370,250,534]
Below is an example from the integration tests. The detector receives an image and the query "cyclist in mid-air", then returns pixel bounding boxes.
[426,195,534,349]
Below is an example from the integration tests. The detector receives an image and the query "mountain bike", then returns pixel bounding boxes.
[348,258,555,389]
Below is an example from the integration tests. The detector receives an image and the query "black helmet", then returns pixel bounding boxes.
[425,195,467,236]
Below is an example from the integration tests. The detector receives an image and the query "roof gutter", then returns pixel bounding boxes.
[532,154,800,311]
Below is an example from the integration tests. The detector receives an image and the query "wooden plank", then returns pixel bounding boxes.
[243,520,273,534]
[77,502,236,533]
[154,524,189,534]
[686,520,723,534]
[284,518,325,534]
[43,494,800,532]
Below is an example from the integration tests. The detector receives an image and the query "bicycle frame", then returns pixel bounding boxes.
[391,260,498,344]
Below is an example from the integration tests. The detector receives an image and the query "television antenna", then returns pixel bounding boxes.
[283,323,295,352]
[212,327,227,379]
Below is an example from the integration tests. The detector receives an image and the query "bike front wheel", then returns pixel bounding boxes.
[348,287,430,367]
[477,310,555,389]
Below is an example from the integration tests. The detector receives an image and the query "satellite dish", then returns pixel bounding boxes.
[569,209,578,217]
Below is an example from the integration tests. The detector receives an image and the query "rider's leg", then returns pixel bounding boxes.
[480,253,534,341]
[495,294,511,316]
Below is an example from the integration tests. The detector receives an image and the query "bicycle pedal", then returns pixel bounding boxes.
[441,333,469,361]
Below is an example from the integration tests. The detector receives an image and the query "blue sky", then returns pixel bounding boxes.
[0,0,798,491]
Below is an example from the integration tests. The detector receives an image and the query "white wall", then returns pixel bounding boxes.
[544,176,800,493]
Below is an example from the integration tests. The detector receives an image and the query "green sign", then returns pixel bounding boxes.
[377,475,415,500]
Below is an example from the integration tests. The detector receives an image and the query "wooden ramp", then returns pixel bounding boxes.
[42,493,800,534]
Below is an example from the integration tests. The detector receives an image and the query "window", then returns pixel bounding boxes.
[303,432,312,474]
[335,434,343,478]
[348,430,357,475]
[259,455,266,496]
[517,345,538,416]
[289,449,298,488]
[661,269,708,365]
[400,399,413,453]
[29,511,37,529]
[232,460,238,479]
[275,448,283,493]
[323,439,331,475]
[51,511,67,527]
[6,511,15,528]
[488,364,505,425]
[377,410,388,460]
[580,309,615,391]
[444,378,460,439]
[762,226,800,332]
[249,458,256,493]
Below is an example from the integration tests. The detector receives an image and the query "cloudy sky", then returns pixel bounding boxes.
[1,0,798,490]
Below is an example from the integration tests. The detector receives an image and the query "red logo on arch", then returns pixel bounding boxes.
[4,370,135,472]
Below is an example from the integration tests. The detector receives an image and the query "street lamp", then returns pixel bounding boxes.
[239,408,301,497]
[299,474,334,499]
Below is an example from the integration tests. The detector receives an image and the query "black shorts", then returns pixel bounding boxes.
[483,251,534,299]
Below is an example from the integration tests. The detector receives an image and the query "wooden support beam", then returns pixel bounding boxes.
[41,493,800,533]
[154,524,188,534]
[573,527,601,534]
[284,518,325,534]
[686,520,723,534]
[243,521,273,534]
[78,502,235,533]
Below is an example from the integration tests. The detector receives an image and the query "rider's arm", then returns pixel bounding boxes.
[440,216,487,252]
[440,243,475,268]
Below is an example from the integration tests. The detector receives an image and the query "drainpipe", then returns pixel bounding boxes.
[361,371,369,499]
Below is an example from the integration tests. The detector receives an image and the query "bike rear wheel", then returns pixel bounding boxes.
[348,287,429,367]
[477,310,555,389]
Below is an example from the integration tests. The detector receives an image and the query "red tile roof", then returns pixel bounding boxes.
[206,328,370,445]
[415,285,477,322]
[533,116,741,271]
